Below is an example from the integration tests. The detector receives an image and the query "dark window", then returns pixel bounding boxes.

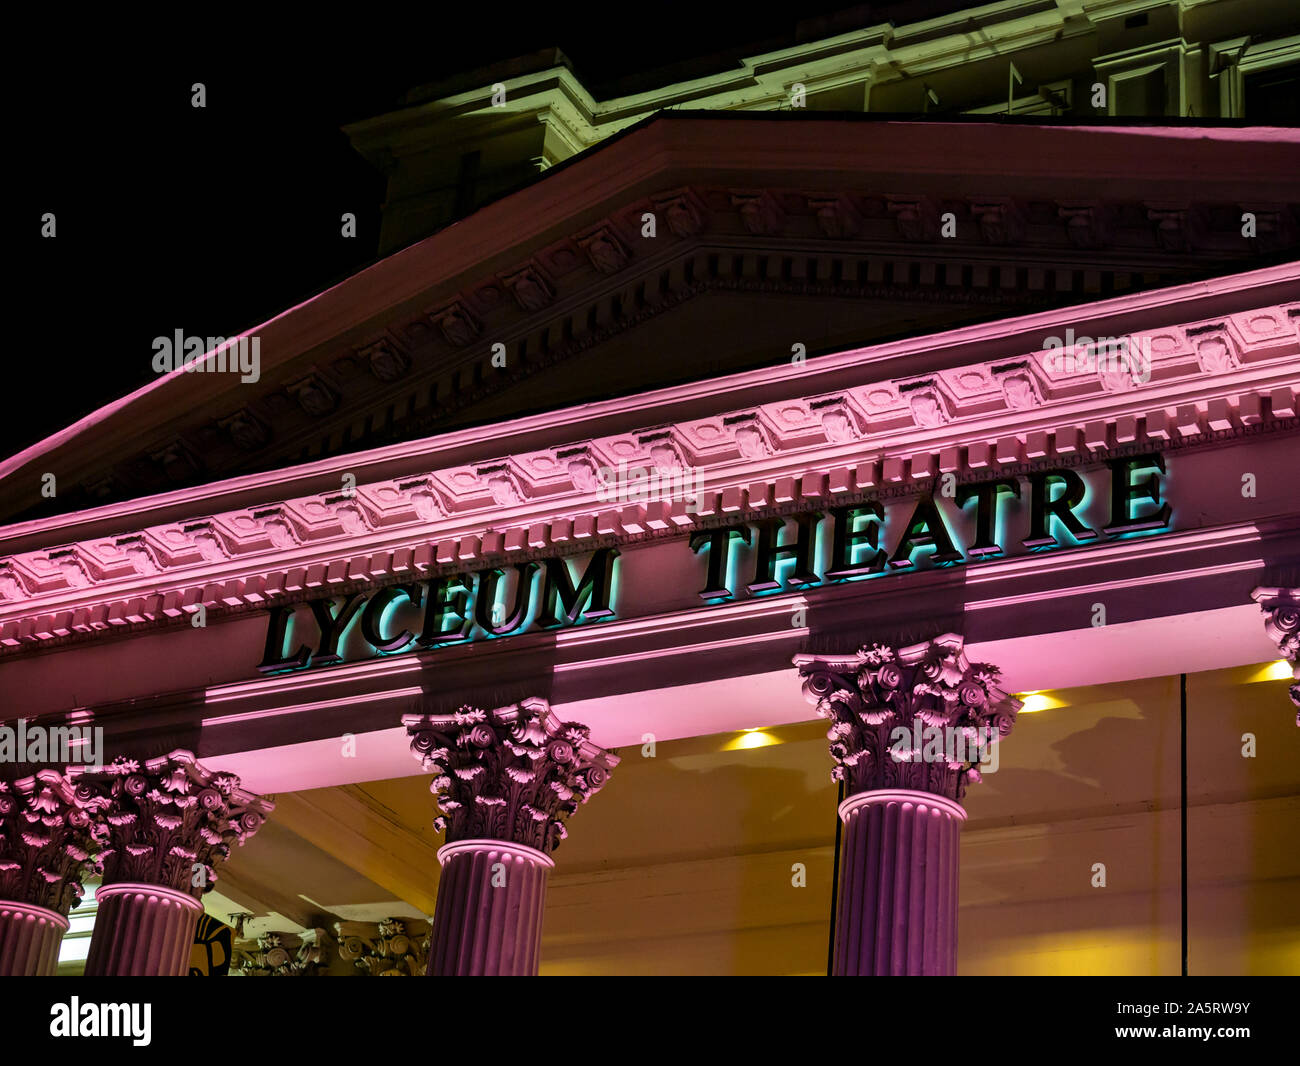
[1245,63,1300,124]
[453,151,482,216]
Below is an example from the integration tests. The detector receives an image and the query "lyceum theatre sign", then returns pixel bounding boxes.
[259,454,1172,674]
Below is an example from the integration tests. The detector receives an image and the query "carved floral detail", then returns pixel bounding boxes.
[336,918,430,976]
[567,459,601,492]
[1000,372,1039,410]
[54,555,91,588]
[907,388,948,428]
[233,928,329,976]
[220,410,270,451]
[434,303,480,347]
[153,442,201,483]
[403,697,618,854]
[0,564,28,601]
[734,424,769,459]
[1057,202,1111,249]
[795,634,1021,801]
[0,770,111,915]
[410,486,442,522]
[820,408,856,442]
[1194,334,1238,375]
[886,196,938,241]
[730,192,783,236]
[577,228,629,274]
[808,196,860,239]
[1097,357,1141,393]
[66,751,273,898]
[336,504,368,535]
[263,517,297,549]
[287,376,338,418]
[125,543,160,575]
[970,200,1025,245]
[655,194,704,238]
[1252,586,1300,723]
[503,268,553,313]
[365,344,411,383]
[1147,207,1188,252]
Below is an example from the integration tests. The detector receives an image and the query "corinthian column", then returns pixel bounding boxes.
[794,633,1020,976]
[0,771,109,975]
[403,697,618,976]
[72,751,273,976]
[1252,587,1300,724]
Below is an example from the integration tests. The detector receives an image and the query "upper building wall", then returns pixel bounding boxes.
[345,0,1300,254]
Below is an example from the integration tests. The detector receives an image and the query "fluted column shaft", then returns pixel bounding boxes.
[83,883,203,977]
[429,840,552,976]
[833,790,965,976]
[0,901,69,976]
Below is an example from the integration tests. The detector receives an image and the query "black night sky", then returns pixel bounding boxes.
[15,0,1240,463]
[16,3,998,462]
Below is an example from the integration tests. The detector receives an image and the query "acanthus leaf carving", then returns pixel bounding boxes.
[653,190,705,238]
[503,267,554,313]
[66,750,273,898]
[577,227,629,274]
[433,303,480,348]
[886,195,939,241]
[808,195,861,239]
[219,409,271,452]
[0,770,111,915]
[403,697,618,854]
[969,198,1026,245]
[233,928,331,976]
[335,918,430,976]
[1251,586,1300,724]
[794,634,1020,801]
[286,376,338,418]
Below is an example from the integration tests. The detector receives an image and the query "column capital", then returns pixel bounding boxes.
[403,696,618,854]
[794,632,1020,802]
[233,927,333,977]
[0,769,110,916]
[336,918,430,976]
[67,750,273,898]
[1251,585,1300,722]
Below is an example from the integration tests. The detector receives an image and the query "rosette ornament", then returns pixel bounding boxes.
[403,697,619,854]
[0,770,110,915]
[67,750,274,898]
[1251,586,1300,723]
[794,633,1021,800]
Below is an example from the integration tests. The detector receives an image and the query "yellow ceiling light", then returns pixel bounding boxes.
[722,730,781,751]
[1247,659,1296,684]
[1015,692,1065,714]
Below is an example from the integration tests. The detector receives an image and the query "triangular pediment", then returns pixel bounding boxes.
[3,115,1296,524]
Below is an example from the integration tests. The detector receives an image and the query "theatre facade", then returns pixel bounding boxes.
[2,112,1299,976]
